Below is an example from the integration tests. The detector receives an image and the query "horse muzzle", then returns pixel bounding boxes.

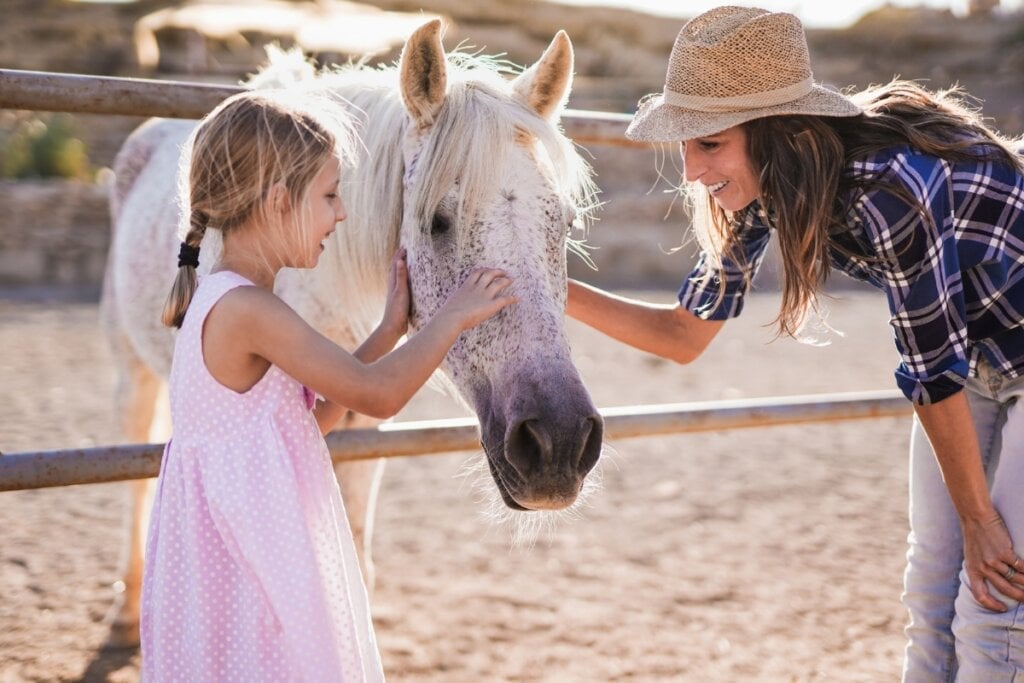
[476,370,603,511]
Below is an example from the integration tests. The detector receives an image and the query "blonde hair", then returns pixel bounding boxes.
[162,89,355,327]
[689,79,1023,338]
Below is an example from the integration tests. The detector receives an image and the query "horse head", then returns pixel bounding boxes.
[396,21,603,511]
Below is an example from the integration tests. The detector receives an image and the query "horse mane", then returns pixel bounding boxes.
[251,47,598,342]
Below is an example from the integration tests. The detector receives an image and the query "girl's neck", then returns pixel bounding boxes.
[213,226,280,290]
[213,256,277,290]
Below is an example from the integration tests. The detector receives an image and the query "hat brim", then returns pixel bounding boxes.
[625,85,862,143]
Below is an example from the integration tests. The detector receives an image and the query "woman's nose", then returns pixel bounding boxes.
[682,145,704,183]
[336,198,348,222]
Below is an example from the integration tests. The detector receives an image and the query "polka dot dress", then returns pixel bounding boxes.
[140,271,384,682]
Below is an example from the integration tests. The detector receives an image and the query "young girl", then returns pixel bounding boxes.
[140,90,515,681]
[568,6,1024,681]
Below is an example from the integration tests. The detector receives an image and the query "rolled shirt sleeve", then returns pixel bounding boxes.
[678,203,772,320]
[853,151,970,404]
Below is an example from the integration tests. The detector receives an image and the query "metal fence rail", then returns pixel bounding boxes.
[0,68,647,148]
[0,391,912,492]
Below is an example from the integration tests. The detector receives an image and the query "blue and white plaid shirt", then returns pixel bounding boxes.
[679,145,1024,404]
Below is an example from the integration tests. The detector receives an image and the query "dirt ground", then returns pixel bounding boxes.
[0,288,913,682]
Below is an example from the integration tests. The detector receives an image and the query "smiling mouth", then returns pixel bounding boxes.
[707,180,728,194]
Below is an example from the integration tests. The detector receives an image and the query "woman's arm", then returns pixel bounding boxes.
[567,279,724,364]
[915,392,1024,611]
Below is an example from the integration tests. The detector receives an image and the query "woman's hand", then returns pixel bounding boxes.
[438,267,516,331]
[961,510,1024,611]
[914,393,1024,611]
[379,247,411,339]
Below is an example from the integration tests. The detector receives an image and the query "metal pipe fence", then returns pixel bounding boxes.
[0,392,912,491]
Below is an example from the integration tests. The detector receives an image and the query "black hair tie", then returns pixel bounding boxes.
[177,242,200,268]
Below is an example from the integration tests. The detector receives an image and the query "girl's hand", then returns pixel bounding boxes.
[380,248,411,339]
[440,267,516,331]
[961,510,1024,611]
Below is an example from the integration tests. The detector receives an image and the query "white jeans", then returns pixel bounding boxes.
[902,358,1024,682]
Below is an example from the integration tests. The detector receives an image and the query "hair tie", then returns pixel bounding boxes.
[177,242,200,268]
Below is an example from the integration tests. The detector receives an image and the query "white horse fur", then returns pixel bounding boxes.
[101,20,604,646]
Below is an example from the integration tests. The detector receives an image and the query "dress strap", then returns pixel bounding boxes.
[180,270,256,335]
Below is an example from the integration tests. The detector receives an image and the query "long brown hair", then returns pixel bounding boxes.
[693,79,1023,338]
[161,90,343,328]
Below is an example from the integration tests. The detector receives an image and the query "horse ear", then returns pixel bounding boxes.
[399,19,448,128]
[512,30,574,121]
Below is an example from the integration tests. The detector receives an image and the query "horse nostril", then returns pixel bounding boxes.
[576,415,603,475]
[505,419,553,478]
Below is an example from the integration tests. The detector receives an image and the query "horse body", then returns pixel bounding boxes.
[102,21,602,646]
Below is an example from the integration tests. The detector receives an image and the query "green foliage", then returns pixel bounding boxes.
[0,112,92,180]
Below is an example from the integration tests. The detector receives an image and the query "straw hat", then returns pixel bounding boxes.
[626,6,861,142]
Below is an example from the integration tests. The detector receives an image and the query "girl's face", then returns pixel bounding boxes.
[290,158,346,268]
[681,125,759,213]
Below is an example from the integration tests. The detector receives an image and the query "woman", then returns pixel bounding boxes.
[568,6,1024,681]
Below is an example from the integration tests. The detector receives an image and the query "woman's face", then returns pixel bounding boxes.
[681,125,759,213]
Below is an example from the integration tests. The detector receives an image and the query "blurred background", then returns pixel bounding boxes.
[1,0,1022,298]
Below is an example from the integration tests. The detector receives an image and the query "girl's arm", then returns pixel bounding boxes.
[567,279,723,364]
[228,267,513,420]
[311,326,403,432]
[914,392,1024,611]
[313,250,411,432]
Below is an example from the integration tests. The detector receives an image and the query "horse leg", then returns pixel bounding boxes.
[104,352,163,648]
[332,412,386,595]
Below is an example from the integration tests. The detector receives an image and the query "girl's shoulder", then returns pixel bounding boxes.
[201,277,285,332]
[201,279,307,358]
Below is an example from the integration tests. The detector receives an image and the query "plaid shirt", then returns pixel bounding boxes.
[679,145,1024,405]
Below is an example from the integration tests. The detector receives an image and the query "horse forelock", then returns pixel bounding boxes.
[405,57,598,242]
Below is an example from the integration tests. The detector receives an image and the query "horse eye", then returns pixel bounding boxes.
[431,213,451,237]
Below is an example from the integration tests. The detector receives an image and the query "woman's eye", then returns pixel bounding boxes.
[698,141,719,151]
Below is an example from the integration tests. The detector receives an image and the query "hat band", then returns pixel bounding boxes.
[662,77,814,113]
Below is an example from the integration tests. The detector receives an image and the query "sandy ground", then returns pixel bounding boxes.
[0,288,913,682]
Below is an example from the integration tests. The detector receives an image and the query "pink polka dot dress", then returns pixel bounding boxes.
[140,271,384,682]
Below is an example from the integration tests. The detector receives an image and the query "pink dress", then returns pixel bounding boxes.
[140,271,384,682]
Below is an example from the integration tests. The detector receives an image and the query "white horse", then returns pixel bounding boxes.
[101,19,604,647]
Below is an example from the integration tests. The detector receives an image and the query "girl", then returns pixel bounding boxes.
[141,90,515,681]
[568,6,1024,681]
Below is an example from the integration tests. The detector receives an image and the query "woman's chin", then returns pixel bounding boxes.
[713,195,756,214]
